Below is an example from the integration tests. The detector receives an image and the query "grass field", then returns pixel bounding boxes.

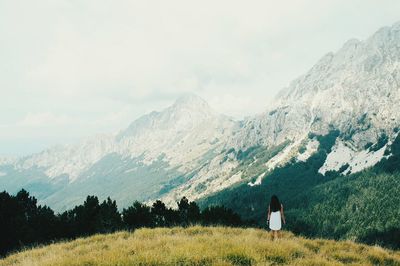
[1,226,399,266]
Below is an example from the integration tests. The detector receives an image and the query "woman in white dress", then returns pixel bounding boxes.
[267,195,285,240]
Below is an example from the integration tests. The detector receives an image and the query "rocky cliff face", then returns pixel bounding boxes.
[231,22,400,151]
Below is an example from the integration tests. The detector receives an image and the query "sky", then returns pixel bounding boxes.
[1,0,400,156]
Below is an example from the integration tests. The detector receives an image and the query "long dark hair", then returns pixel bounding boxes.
[269,195,281,212]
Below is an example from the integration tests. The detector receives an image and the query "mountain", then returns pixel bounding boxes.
[1,21,400,217]
[161,21,400,205]
[232,21,400,155]
[0,94,235,211]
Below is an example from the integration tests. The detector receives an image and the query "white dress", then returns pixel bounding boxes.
[269,211,282,230]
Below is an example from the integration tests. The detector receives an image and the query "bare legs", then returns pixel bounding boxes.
[271,230,277,240]
[271,230,281,240]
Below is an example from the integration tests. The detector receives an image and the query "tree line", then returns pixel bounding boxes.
[0,190,244,257]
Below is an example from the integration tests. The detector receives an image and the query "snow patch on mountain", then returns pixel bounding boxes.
[248,171,265,187]
[319,140,387,175]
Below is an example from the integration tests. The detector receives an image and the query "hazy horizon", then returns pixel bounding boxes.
[1,0,400,156]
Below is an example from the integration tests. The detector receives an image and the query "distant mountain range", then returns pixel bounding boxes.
[1,21,400,213]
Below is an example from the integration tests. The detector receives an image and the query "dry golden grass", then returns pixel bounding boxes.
[1,226,399,266]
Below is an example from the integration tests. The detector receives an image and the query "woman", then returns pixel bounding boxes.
[267,195,285,240]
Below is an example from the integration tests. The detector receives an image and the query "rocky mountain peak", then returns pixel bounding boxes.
[168,93,217,120]
[231,21,400,151]
[173,93,210,109]
[117,94,218,140]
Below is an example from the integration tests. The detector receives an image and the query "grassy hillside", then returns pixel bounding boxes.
[1,226,400,266]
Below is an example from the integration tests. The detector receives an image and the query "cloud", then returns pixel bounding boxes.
[1,0,400,155]
[18,0,335,102]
